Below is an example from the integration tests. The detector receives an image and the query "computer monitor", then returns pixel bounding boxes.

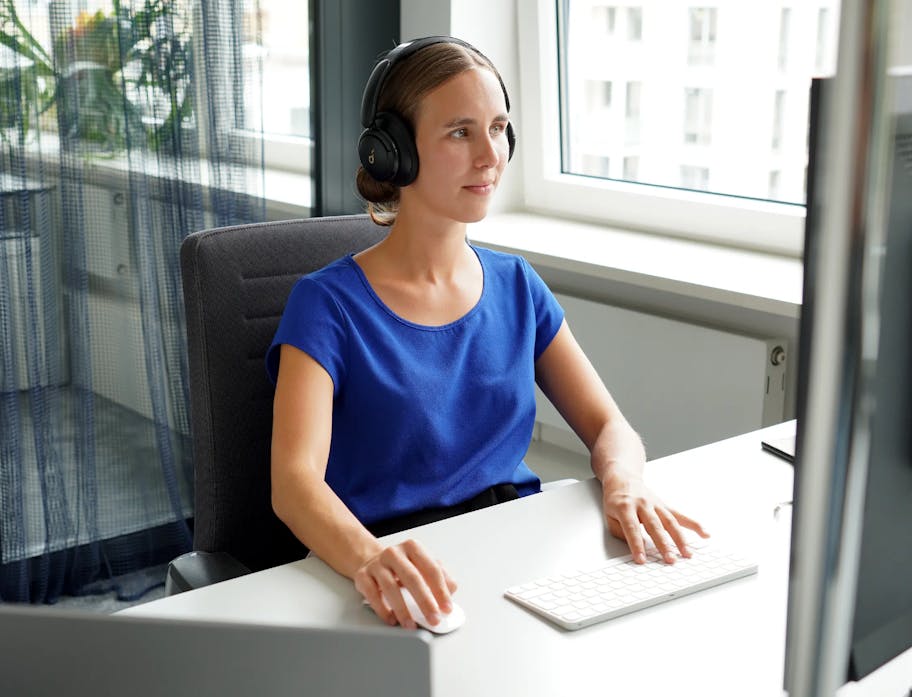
[0,603,432,696]
[843,71,912,682]
[784,72,912,693]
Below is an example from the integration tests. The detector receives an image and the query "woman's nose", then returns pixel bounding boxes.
[475,133,501,168]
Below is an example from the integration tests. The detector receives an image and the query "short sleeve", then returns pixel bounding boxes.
[520,257,565,359]
[265,277,348,391]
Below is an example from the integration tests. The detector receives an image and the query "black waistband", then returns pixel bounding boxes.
[366,483,520,539]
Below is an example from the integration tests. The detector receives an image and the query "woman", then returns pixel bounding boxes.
[267,37,708,631]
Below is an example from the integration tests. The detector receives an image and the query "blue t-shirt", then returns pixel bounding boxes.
[266,245,565,526]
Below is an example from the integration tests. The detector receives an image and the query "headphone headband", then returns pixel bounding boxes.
[359,36,511,130]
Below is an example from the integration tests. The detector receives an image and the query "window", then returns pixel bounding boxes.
[680,165,710,190]
[683,88,713,145]
[593,5,617,34]
[769,170,782,199]
[625,81,642,119]
[582,155,612,178]
[520,0,841,254]
[625,81,642,144]
[241,0,312,173]
[777,8,791,71]
[242,1,310,139]
[586,80,613,110]
[627,7,643,41]
[772,90,786,150]
[688,8,717,66]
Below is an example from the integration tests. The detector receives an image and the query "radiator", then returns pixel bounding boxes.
[535,293,788,460]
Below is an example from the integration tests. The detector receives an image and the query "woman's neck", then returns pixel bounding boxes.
[381,210,471,281]
[352,208,483,327]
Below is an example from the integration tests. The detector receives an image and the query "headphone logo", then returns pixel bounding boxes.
[368,148,375,165]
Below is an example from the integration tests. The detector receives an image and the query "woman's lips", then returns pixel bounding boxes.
[463,183,495,195]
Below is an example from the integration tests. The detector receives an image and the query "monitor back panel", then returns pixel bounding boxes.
[0,605,431,697]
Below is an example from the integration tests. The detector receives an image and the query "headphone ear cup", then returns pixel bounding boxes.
[378,112,419,186]
[358,126,399,183]
[506,122,516,162]
[357,112,419,187]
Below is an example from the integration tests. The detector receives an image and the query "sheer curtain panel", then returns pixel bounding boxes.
[0,0,266,603]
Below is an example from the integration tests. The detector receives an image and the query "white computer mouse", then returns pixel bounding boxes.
[369,587,466,634]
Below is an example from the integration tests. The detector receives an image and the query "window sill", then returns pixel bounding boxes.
[469,211,803,334]
[262,168,313,219]
[15,132,315,220]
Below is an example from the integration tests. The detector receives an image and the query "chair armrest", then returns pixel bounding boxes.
[165,551,252,596]
[540,478,580,491]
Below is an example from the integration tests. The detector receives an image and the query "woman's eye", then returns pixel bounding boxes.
[491,123,505,135]
[451,128,468,139]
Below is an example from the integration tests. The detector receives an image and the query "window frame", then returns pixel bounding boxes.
[516,0,805,256]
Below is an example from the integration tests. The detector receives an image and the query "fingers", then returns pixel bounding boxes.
[613,502,676,564]
[411,550,456,614]
[672,510,711,539]
[609,503,648,564]
[605,493,707,564]
[354,564,397,626]
[656,507,691,559]
[641,508,678,564]
[354,539,455,629]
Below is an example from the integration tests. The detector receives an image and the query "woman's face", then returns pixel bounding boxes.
[402,67,510,224]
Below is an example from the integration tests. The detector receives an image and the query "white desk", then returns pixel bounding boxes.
[127,423,912,696]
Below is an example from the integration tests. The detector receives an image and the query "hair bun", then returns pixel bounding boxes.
[356,166,398,203]
[356,166,400,226]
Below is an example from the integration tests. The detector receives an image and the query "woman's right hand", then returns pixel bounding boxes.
[353,539,457,629]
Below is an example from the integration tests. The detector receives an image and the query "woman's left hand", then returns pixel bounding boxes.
[600,467,709,564]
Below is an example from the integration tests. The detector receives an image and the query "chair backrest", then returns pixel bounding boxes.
[180,215,386,571]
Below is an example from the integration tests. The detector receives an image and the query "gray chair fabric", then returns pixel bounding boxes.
[179,215,386,574]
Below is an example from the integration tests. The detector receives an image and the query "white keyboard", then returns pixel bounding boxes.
[504,540,757,630]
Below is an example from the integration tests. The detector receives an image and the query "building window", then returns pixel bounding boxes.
[683,88,713,145]
[593,5,617,34]
[627,7,643,41]
[586,80,613,110]
[625,81,642,118]
[688,7,717,66]
[582,154,612,178]
[680,165,710,191]
[625,81,642,145]
[777,8,791,71]
[769,170,782,199]
[772,90,786,150]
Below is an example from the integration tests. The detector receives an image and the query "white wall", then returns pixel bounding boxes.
[896,0,912,67]
[400,0,450,39]
[536,293,787,459]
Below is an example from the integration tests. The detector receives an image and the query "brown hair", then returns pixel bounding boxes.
[356,41,501,226]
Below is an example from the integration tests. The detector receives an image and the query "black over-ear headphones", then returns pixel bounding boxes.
[358,35,516,187]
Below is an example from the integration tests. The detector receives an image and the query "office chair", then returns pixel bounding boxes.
[166,215,386,594]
